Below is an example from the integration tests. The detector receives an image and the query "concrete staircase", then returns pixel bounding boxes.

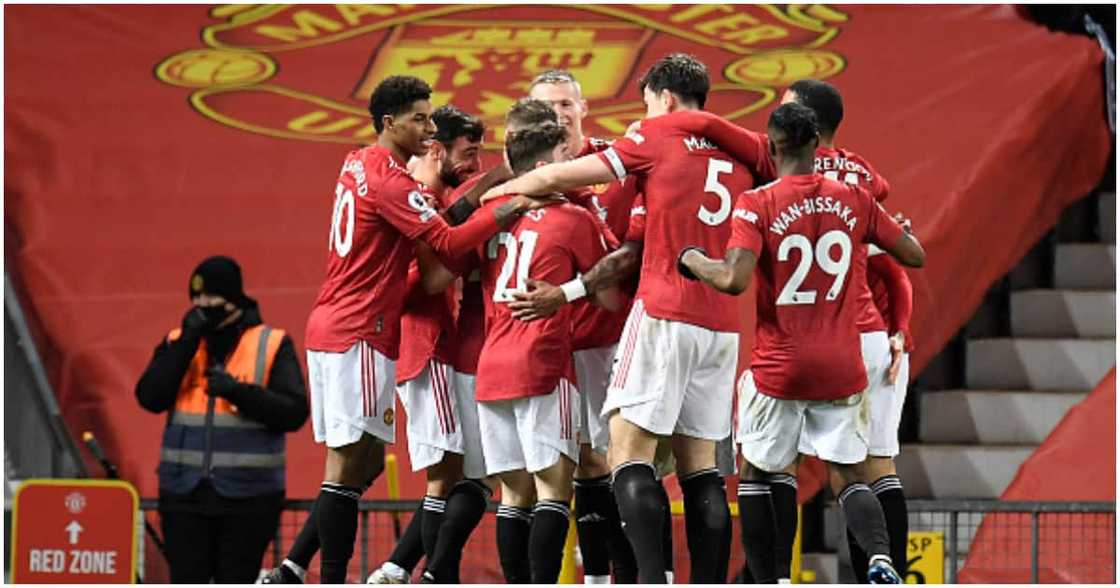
[898,190,1116,499]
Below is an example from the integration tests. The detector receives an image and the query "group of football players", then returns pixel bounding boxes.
[260,50,923,585]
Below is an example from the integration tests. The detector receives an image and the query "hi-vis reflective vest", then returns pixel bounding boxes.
[157,324,287,498]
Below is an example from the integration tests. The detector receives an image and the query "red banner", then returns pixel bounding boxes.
[4,5,1109,578]
[959,369,1116,584]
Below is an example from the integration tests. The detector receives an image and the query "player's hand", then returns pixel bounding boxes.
[181,306,212,336]
[887,331,906,385]
[411,143,444,188]
[510,279,565,321]
[480,184,511,204]
[676,247,707,281]
[892,213,913,235]
[205,366,240,398]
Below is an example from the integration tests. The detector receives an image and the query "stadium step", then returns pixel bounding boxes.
[895,444,1034,499]
[919,389,1086,444]
[1053,243,1115,289]
[965,338,1115,391]
[1100,191,1115,243]
[1009,289,1115,338]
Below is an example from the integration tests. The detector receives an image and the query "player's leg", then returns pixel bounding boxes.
[478,399,533,584]
[865,352,910,578]
[602,302,692,584]
[768,460,800,582]
[805,389,898,584]
[368,506,424,583]
[573,345,633,584]
[735,370,805,584]
[672,326,739,584]
[845,331,906,583]
[424,370,493,583]
[519,381,580,584]
[310,342,395,583]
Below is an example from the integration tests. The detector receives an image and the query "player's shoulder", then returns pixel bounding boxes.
[742,178,782,198]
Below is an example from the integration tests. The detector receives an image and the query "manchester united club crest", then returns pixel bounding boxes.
[156,4,849,150]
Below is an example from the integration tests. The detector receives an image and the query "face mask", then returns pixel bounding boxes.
[198,305,231,328]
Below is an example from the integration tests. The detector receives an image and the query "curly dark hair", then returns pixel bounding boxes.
[432,104,484,146]
[767,102,819,155]
[638,53,710,109]
[368,75,432,133]
[505,98,559,132]
[786,79,844,136]
[505,122,568,175]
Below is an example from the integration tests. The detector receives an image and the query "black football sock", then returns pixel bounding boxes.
[838,482,891,574]
[496,505,533,583]
[738,479,777,583]
[285,497,320,570]
[316,482,362,583]
[427,479,491,583]
[574,475,613,581]
[612,461,667,583]
[658,479,675,581]
[681,468,731,583]
[847,526,870,583]
[605,478,638,584]
[768,473,799,581]
[420,495,447,561]
[872,475,909,577]
[530,500,572,583]
[387,503,425,572]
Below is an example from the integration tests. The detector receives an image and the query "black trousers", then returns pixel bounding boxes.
[159,503,282,583]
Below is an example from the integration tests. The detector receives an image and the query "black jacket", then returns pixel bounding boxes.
[135,303,308,433]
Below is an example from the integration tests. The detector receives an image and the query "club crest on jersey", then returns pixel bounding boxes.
[383,408,394,426]
[154,5,849,150]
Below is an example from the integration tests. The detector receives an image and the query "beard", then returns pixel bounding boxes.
[440,161,464,188]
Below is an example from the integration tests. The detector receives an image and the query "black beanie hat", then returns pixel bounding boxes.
[188,255,249,307]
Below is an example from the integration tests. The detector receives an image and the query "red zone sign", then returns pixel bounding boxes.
[155,4,851,150]
[10,479,139,584]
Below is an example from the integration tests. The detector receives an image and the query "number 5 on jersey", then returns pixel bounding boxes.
[488,230,539,302]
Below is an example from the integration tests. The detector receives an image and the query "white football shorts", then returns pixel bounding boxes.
[308,340,397,448]
[574,345,616,454]
[737,370,870,472]
[602,299,737,440]
[478,379,580,475]
[397,359,486,479]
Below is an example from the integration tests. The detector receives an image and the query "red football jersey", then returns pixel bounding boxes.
[305,145,500,358]
[597,120,758,332]
[811,146,893,335]
[567,137,639,350]
[475,197,610,401]
[450,262,486,374]
[867,250,915,352]
[396,262,456,384]
[730,174,906,401]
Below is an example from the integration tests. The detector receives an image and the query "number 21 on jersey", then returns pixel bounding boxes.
[488,230,539,302]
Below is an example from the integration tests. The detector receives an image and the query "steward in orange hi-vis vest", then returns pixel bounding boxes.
[135,256,308,583]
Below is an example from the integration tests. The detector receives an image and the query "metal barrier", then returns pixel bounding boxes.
[136,499,1115,584]
[906,500,1115,584]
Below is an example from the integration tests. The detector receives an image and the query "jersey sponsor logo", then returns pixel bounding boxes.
[154,5,849,150]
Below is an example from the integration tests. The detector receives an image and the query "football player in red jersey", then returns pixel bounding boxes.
[527,69,641,584]
[678,102,923,585]
[781,78,916,583]
[474,123,621,583]
[481,54,774,584]
[297,75,548,584]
